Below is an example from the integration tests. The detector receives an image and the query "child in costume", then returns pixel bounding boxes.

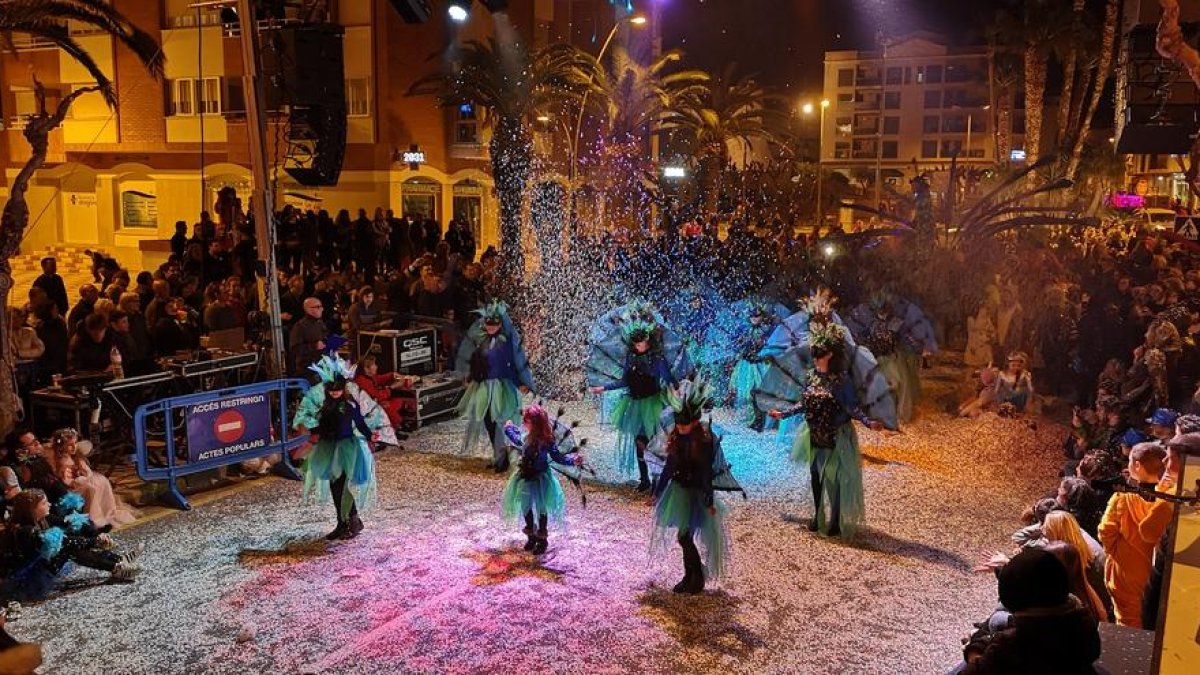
[292,356,386,541]
[651,380,732,594]
[501,405,585,554]
[589,321,678,492]
[0,489,143,602]
[769,321,884,538]
[455,301,534,473]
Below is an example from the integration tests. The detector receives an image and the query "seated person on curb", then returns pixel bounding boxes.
[956,547,1100,675]
[353,355,407,433]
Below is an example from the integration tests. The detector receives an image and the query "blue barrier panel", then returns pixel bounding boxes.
[133,378,310,510]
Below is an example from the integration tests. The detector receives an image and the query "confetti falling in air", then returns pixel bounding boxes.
[14,360,1071,674]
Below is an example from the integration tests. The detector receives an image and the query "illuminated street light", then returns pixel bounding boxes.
[448,0,471,22]
[801,102,814,116]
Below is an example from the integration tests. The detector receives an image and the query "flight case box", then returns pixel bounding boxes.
[358,327,438,375]
[395,373,464,430]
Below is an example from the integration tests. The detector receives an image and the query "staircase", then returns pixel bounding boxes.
[9,246,104,307]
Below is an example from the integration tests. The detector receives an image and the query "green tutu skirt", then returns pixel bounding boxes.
[878,352,919,424]
[502,470,566,527]
[302,436,377,519]
[457,378,522,454]
[651,481,729,580]
[790,420,866,538]
[609,391,670,475]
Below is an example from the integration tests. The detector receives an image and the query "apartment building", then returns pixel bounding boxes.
[820,34,1023,196]
[0,0,624,269]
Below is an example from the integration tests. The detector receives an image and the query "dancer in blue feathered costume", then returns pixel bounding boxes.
[651,380,738,594]
[454,301,534,473]
[727,301,787,432]
[0,489,143,601]
[845,293,938,424]
[292,355,388,541]
[590,320,680,492]
[765,321,884,539]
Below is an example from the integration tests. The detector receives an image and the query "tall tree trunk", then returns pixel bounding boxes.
[1024,44,1048,180]
[490,117,532,279]
[0,84,98,436]
[1068,0,1119,180]
[1056,0,1087,149]
[996,77,1014,163]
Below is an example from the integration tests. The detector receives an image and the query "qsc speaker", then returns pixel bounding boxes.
[388,0,432,23]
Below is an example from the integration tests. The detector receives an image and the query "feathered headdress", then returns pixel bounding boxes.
[800,288,837,323]
[622,319,657,346]
[672,377,714,425]
[308,354,356,384]
[622,299,659,324]
[810,320,846,354]
[476,300,508,323]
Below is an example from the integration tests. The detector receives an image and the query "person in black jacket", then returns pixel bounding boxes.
[66,313,113,374]
[958,547,1101,675]
[31,257,68,316]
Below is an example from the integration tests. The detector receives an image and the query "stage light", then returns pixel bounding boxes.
[448,0,471,22]
[663,166,687,179]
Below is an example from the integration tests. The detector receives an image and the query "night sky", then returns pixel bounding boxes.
[657,0,1008,92]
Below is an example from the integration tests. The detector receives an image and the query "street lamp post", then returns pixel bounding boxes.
[804,99,830,232]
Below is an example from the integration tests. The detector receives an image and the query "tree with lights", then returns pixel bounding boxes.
[410,39,596,276]
[0,0,162,435]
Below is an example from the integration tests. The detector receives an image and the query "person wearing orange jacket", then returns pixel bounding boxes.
[1097,442,1176,627]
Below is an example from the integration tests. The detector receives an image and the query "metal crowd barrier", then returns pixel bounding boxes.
[133,378,310,510]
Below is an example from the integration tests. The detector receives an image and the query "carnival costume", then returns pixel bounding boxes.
[501,406,590,554]
[707,299,790,431]
[845,293,938,424]
[755,303,896,539]
[648,380,743,593]
[587,302,692,490]
[292,355,387,540]
[454,301,535,472]
[0,492,141,601]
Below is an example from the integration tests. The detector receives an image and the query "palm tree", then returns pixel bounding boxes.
[661,64,782,223]
[1066,0,1119,181]
[991,0,1070,180]
[585,46,708,227]
[0,0,162,433]
[409,39,597,275]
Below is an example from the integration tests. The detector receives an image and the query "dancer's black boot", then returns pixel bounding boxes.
[326,475,351,540]
[532,514,549,554]
[522,512,537,551]
[635,437,651,493]
[676,532,704,594]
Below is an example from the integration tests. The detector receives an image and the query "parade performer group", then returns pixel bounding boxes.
[456,301,535,473]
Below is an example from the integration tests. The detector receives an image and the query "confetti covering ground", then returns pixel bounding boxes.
[14,372,1065,675]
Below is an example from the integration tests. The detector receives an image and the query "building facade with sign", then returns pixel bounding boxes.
[0,0,623,270]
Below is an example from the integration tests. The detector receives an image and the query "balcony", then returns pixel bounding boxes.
[854,100,881,111]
